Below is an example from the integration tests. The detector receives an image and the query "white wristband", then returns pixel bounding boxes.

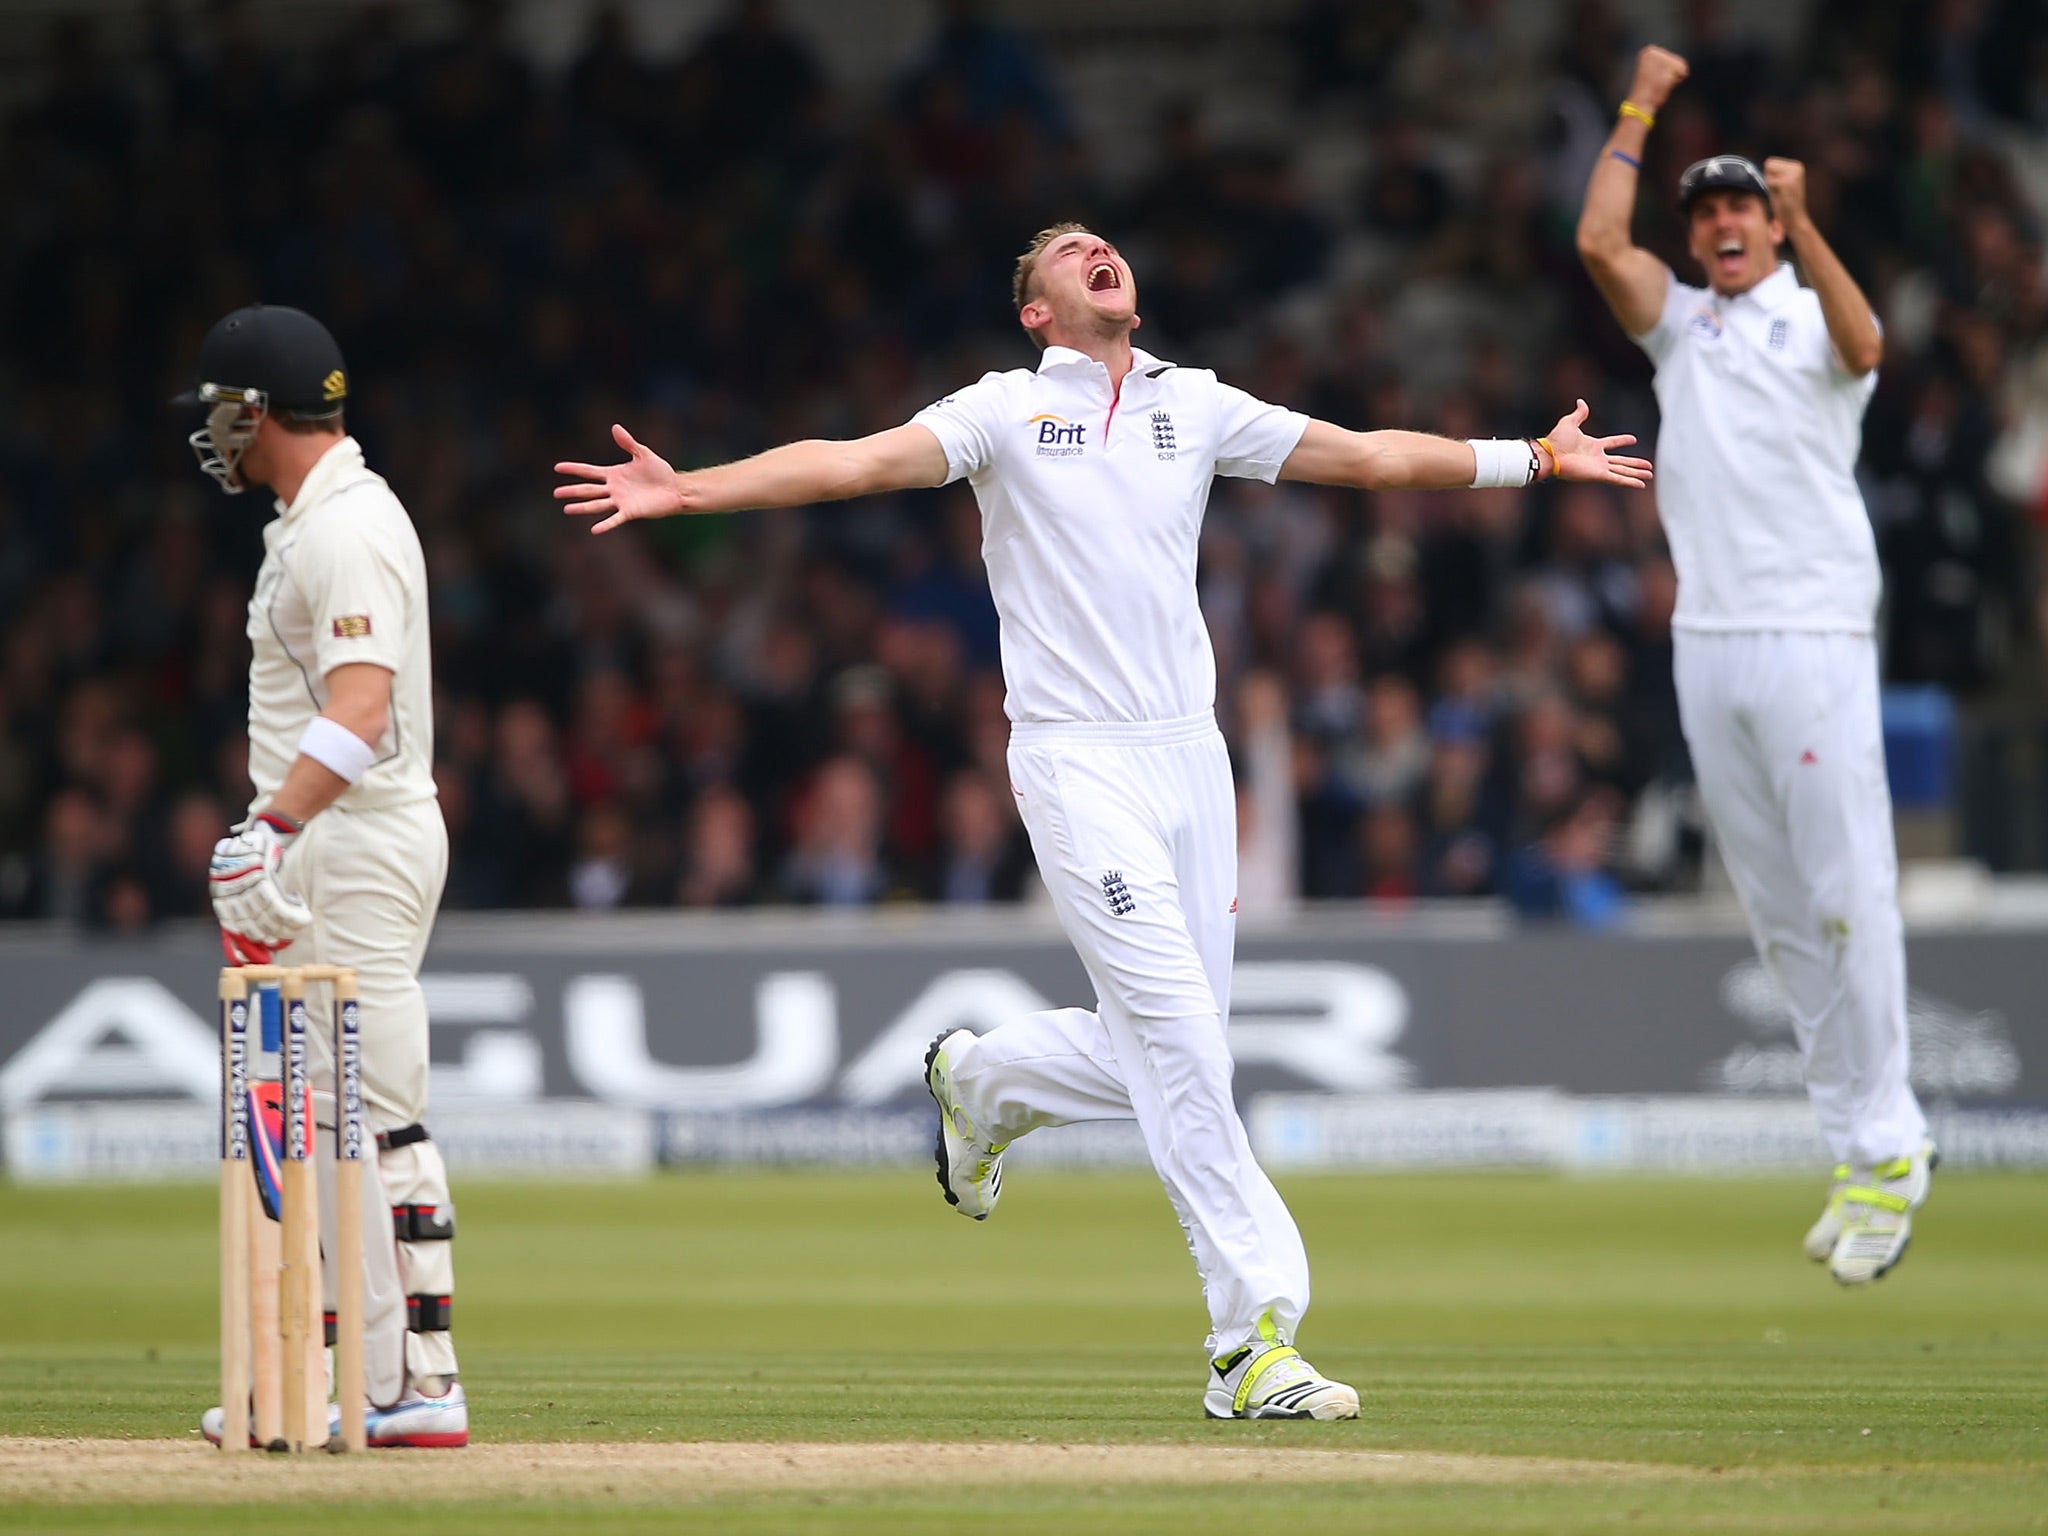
[297,715,377,784]
[1467,438,1535,489]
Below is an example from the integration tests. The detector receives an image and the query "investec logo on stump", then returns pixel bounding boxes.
[1030,413,1086,457]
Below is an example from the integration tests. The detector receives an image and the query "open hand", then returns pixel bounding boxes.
[1629,46,1689,113]
[555,424,682,534]
[1545,399,1653,488]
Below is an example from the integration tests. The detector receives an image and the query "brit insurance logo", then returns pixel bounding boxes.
[1029,413,1086,458]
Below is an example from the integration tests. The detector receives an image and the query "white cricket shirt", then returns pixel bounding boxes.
[244,436,436,814]
[912,345,1308,723]
[1635,263,1881,633]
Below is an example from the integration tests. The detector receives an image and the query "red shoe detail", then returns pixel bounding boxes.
[372,1430,470,1449]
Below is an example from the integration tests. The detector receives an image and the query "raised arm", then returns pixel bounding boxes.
[1279,401,1652,491]
[1576,46,1688,338]
[1764,157,1882,377]
[556,422,951,534]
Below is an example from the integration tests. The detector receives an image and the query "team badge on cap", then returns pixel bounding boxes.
[1676,154,1771,212]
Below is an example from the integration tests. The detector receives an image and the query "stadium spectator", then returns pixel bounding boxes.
[0,0,2042,923]
[928,769,1030,905]
[678,784,765,909]
[779,755,898,907]
[1504,786,1630,928]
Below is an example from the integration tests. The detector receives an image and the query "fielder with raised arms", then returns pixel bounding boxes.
[181,305,468,1445]
[1578,48,1933,1283]
[558,223,1651,1419]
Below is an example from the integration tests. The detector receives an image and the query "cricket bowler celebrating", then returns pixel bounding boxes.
[1578,49,1933,1283]
[181,305,468,1444]
[558,225,1650,1417]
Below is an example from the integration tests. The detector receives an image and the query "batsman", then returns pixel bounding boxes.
[180,305,468,1446]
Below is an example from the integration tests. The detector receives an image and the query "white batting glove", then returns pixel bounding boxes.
[210,811,312,950]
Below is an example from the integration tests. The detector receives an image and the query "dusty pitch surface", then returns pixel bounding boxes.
[0,1437,1699,1502]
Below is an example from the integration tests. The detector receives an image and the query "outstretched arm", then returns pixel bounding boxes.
[556,422,951,534]
[1576,45,1687,338]
[1764,158,1882,376]
[1279,401,1652,491]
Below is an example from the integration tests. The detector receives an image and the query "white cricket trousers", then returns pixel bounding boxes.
[290,797,447,1130]
[1675,631,1927,1167]
[286,796,456,1401]
[946,712,1311,1358]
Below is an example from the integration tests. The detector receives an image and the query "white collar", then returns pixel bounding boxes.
[1034,344,1173,375]
[273,436,365,523]
[1720,262,1798,313]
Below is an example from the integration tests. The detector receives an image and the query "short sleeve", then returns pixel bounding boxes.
[1635,273,1704,368]
[1814,294,1882,401]
[910,373,1009,484]
[1212,380,1310,481]
[297,500,409,681]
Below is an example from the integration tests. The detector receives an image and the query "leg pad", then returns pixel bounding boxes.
[391,1203,455,1241]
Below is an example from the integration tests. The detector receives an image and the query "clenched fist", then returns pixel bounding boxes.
[1629,46,1689,113]
[1763,158,1808,229]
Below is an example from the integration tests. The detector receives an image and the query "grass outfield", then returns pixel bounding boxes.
[0,1169,2043,1533]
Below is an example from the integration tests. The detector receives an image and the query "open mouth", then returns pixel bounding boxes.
[1714,238,1745,270]
[1086,261,1121,293]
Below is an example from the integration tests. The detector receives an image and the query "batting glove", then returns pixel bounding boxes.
[220,927,282,967]
[210,811,312,950]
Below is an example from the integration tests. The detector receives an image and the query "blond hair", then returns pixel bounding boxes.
[1011,221,1092,311]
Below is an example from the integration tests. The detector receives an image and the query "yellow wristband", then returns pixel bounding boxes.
[1618,100,1656,129]
[1536,437,1559,477]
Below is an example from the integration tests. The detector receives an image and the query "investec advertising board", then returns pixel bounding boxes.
[1,909,2042,1177]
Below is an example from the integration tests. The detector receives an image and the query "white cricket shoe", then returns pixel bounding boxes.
[201,1381,467,1449]
[366,1380,469,1447]
[1828,1142,1936,1287]
[925,1029,1006,1220]
[1203,1340,1359,1421]
[201,1401,339,1450]
[1802,1163,1855,1261]
[201,1403,259,1449]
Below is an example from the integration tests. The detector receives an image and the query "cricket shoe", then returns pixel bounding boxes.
[1801,1163,1855,1261]
[1203,1341,1359,1421]
[925,1028,1006,1220]
[198,1409,282,1458]
[366,1380,469,1447]
[1805,1141,1938,1263]
[1828,1142,1936,1287]
[202,1382,468,1449]
[201,1401,342,1450]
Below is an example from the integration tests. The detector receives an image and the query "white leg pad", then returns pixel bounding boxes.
[315,1119,408,1407]
[378,1133,460,1386]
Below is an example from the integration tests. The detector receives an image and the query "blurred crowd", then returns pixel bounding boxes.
[0,0,2043,929]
